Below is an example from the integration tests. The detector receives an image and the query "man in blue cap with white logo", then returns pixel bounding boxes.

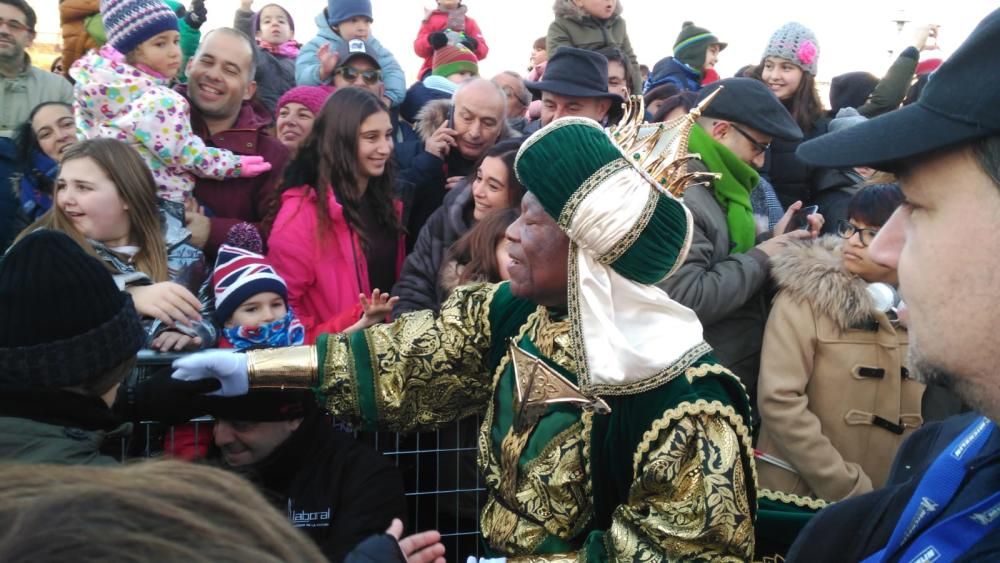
[785,7,1000,561]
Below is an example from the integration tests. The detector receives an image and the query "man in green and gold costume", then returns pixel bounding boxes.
[174,113,758,561]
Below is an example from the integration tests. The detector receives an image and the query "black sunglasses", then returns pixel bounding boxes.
[333,66,382,85]
[729,123,771,155]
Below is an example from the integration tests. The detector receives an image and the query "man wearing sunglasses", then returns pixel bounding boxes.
[658,77,823,409]
[330,40,386,100]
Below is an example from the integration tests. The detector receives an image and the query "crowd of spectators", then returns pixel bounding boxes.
[1,0,997,560]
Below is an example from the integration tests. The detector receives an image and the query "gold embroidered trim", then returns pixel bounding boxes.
[660,202,695,282]
[557,159,631,231]
[596,185,658,266]
[631,397,756,489]
[584,342,713,397]
[362,284,497,432]
[480,311,596,555]
[513,116,600,186]
[320,335,361,421]
[565,240,714,397]
[507,554,578,563]
[758,488,829,511]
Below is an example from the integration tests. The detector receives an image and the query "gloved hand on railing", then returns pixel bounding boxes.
[237,155,272,177]
[172,349,250,397]
[116,367,220,424]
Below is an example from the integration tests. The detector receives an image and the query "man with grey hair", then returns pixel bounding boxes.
[396,78,513,249]
[492,71,531,133]
[179,28,288,259]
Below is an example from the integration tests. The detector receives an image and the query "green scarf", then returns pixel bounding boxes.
[687,125,759,254]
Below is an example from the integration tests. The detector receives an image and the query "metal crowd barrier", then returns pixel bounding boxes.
[129,350,485,559]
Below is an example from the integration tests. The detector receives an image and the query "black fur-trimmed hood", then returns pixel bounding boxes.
[770,236,882,331]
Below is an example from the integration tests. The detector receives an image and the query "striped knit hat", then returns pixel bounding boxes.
[212,244,289,325]
[673,22,726,70]
[432,44,479,78]
[101,0,179,55]
[763,22,820,75]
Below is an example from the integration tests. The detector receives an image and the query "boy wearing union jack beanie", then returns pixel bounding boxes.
[213,240,306,350]
[213,224,394,348]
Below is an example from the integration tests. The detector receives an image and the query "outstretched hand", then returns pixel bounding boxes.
[360,289,398,325]
[318,43,341,82]
[386,519,446,563]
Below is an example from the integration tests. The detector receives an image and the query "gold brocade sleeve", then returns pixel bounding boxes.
[608,410,755,562]
[318,283,500,433]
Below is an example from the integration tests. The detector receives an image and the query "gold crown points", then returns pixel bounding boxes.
[608,87,725,198]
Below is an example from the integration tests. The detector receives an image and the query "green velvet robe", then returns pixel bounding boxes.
[313,282,756,561]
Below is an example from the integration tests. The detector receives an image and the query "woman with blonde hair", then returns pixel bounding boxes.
[19,138,214,351]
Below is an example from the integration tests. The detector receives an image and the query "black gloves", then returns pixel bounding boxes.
[428,31,449,50]
[184,0,207,30]
[460,35,478,52]
[116,367,220,425]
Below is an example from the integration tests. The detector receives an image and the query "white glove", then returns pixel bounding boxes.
[171,350,249,397]
[466,558,506,563]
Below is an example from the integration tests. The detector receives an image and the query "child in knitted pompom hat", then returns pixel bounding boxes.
[414,0,489,80]
[213,223,394,348]
[70,0,271,203]
[69,0,273,204]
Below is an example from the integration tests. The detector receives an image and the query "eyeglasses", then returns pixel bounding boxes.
[0,18,30,34]
[333,66,382,85]
[729,123,771,156]
[837,220,880,247]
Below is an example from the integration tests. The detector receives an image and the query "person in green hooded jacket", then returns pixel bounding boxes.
[546,0,642,94]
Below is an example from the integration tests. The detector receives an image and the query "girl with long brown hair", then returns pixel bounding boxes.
[18,138,215,351]
[267,88,405,333]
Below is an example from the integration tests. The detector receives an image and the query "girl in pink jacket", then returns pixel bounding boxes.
[71,0,270,204]
[267,88,405,333]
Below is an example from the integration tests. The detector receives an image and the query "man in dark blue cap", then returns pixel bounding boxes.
[524,46,623,129]
[659,77,821,406]
[785,8,1000,561]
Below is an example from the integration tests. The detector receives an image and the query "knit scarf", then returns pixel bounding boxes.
[687,125,758,254]
[257,38,301,59]
[223,309,305,350]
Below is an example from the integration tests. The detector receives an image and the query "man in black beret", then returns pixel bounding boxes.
[658,77,822,408]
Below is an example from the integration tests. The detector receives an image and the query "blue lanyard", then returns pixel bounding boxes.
[862,416,997,563]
